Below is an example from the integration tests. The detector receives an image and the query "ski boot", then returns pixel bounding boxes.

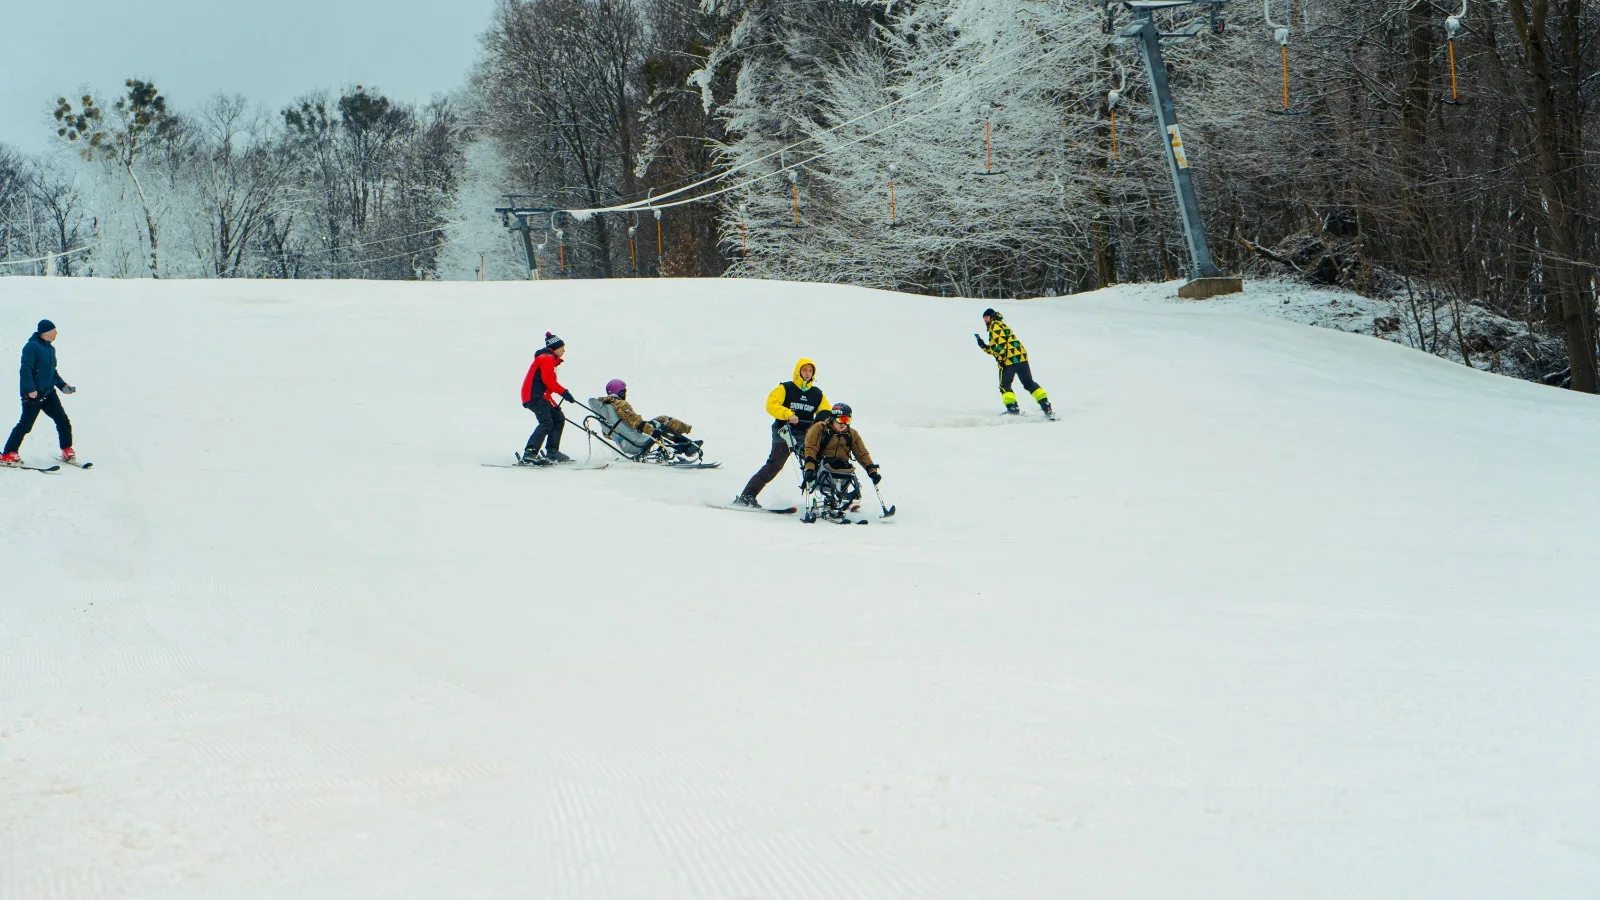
[1004,403,1021,415]
[1038,399,1054,420]
[543,449,572,463]
[516,450,552,467]
[0,452,21,467]
[59,447,76,463]
[732,494,761,509]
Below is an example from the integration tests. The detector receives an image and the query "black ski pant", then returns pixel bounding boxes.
[524,400,565,455]
[740,423,804,499]
[5,392,71,456]
[999,361,1046,406]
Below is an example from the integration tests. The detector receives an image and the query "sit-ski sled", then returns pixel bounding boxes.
[800,462,896,525]
[567,398,721,470]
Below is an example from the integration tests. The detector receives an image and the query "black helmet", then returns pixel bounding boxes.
[830,402,852,423]
[982,307,999,320]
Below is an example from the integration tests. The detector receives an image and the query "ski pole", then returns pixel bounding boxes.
[870,477,896,518]
[782,426,807,486]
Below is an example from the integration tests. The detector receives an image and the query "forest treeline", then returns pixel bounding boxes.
[2,0,1595,387]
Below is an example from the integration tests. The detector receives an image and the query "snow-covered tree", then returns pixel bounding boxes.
[53,80,181,278]
[437,131,527,281]
[715,0,1112,297]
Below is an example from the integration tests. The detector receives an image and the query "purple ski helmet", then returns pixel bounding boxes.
[605,378,627,397]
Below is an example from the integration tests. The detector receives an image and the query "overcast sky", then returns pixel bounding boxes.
[1,0,497,153]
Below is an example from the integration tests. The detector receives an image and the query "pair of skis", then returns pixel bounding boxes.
[2,455,93,473]
[482,452,610,470]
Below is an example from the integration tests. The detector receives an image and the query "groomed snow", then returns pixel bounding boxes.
[2,276,1597,899]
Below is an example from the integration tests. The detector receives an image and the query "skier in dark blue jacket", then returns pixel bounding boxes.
[2,320,77,466]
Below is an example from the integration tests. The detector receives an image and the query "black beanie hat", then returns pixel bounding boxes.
[981,308,999,320]
[37,319,56,334]
[544,331,564,350]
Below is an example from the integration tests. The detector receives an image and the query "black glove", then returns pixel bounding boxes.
[802,467,817,488]
[868,469,882,485]
[974,333,989,350]
[561,391,574,403]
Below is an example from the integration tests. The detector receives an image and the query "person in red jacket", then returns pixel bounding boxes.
[520,332,574,464]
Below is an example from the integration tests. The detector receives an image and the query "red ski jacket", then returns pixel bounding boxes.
[521,349,567,406]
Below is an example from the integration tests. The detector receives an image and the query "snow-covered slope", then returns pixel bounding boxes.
[2,277,1597,899]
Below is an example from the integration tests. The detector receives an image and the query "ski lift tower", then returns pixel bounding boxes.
[1102,0,1243,299]
[495,194,561,280]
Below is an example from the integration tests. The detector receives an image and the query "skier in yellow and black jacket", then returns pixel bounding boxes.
[976,308,1053,418]
[732,357,829,508]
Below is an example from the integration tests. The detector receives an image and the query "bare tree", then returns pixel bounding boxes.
[479,0,646,277]
[28,160,88,276]
[193,95,294,277]
[1504,0,1595,391]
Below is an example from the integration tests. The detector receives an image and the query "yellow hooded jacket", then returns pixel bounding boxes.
[765,358,830,424]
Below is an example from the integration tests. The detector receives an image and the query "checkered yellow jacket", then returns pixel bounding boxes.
[983,317,1028,366]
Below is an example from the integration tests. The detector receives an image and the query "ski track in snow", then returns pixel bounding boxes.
[2,277,1598,899]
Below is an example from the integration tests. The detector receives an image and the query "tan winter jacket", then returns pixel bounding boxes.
[802,420,876,472]
[599,396,691,436]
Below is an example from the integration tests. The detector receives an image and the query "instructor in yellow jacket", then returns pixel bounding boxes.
[732,358,829,508]
[977,308,1053,417]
